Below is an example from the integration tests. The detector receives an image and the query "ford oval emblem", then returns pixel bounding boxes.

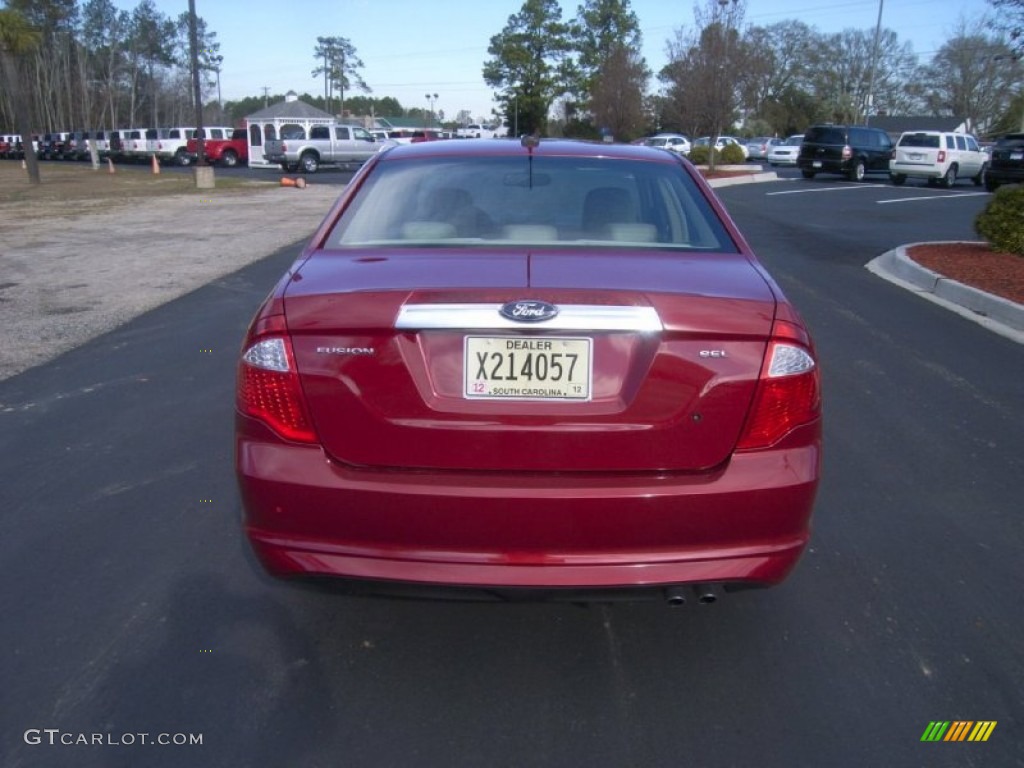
[499,300,559,323]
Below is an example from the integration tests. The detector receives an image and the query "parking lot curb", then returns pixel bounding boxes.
[866,243,1024,344]
[707,171,779,188]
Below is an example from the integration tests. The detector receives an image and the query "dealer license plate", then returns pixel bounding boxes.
[1011,151,1023,160]
[464,336,592,401]
[813,160,822,168]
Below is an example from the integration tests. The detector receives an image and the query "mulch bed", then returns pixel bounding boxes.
[907,242,1024,305]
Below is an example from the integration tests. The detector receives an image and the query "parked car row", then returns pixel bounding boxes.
[638,124,1024,191]
[795,124,999,188]
[642,133,751,160]
[0,126,243,166]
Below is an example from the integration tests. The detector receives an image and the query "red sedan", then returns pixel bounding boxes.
[236,138,821,604]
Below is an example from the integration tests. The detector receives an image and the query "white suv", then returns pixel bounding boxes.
[889,130,988,188]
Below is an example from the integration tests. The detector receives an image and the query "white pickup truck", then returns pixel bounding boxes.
[263,123,379,173]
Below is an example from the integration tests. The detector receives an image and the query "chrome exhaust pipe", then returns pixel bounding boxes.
[664,586,688,606]
[694,584,720,605]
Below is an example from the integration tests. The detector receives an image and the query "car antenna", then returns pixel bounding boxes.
[521,131,540,188]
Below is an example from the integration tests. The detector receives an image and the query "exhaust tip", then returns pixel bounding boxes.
[695,584,720,604]
[664,586,688,606]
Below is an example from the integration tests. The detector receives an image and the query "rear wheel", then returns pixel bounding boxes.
[940,165,957,188]
[801,169,815,179]
[890,174,906,186]
[299,152,319,174]
[221,149,238,167]
[176,149,192,167]
[985,174,998,192]
[848,159,865,182]
[973,163,987,187]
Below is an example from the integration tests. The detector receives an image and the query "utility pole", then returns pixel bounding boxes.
[262,86,270,108]
[188,0,211,186]
[864,0,884,126]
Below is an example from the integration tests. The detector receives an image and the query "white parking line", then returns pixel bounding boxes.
[766,184,889,196]
[876,192,991,204]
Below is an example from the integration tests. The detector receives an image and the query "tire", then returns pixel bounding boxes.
[176,149,192,167]
[221,149,238,168]
[848,159,865,182]
[801,169,815,179]
[299,152,319,174]
[985,175,998,192]
[891,174,906,186]
[973,163,987,187]
[940,164,957,188]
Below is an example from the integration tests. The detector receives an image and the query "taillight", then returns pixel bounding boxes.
[737,341,820,450]
[237,336,317,443]
[937,150,946,162]
[280,142,288,152]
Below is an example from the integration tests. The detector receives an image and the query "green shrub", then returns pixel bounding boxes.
[720,142,746,164]
[974,184,1024,256]
[688,144,718,165]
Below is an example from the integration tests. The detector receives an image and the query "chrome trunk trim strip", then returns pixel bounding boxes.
[396,304,662,332]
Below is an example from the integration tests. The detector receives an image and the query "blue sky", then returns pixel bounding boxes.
[116,0,992,121]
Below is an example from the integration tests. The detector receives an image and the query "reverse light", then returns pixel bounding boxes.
[237,336,317,443]
[737,342,820,450]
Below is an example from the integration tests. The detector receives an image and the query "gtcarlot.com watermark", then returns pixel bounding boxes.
[24,729,203,747]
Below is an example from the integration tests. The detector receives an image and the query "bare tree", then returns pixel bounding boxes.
[914,18,1021,132]
[989,0,1023,59]
[589,43,648,140]
[659,0,745,167]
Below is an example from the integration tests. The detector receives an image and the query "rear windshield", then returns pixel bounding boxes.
[804,126,846,144]
[995,133,1024,148]
[899,133,940,148]
[326,155,737,252]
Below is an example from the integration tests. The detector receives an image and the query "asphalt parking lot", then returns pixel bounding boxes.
[2,161,1021,768]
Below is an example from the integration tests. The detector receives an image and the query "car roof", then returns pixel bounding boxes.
[380,138,683,164]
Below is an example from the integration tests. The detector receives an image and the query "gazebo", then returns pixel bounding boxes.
[244,91,335,168]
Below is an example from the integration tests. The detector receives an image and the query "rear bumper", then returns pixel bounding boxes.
[988,166,1024,185]
[890,162,943,179]
[237,416,820,591]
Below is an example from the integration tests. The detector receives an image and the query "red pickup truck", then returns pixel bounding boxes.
[186,127,248,167]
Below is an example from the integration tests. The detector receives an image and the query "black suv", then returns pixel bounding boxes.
[984,132,1024,191]
[798,124,893,181]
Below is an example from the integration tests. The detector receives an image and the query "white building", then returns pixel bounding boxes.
[244,91,335,168]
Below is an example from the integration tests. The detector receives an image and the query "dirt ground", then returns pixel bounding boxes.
[0,163,340,381]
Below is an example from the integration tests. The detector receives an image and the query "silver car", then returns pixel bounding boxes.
[745,137,781,161]
[767,135,804,167]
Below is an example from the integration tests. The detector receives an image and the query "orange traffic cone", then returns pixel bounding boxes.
[107,158,115,174]
[151,154,160,174]
[280,177,307,188]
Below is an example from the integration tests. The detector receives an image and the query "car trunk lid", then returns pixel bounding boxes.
[284,249,777,472]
